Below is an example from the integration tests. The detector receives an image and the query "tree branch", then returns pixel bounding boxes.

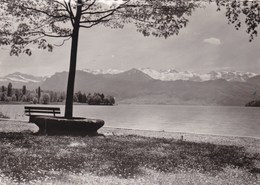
[80,19,110,28]
[17,4,71,20]
[80,7,118,25]
[28,31,72,38]
[53,0,68,10]
[82,0,97,13]
[82,0,130,16]
[54,36,71,46]
[64,0,75,26]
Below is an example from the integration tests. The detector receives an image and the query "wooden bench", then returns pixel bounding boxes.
[24,106,61,123]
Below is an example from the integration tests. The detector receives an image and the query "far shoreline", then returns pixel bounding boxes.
[0,101,257,107]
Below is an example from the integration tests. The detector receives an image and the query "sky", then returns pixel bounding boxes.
[0,2,259,77]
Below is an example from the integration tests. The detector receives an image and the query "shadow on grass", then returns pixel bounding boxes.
[0,133,259,182]
[35,130,105,137]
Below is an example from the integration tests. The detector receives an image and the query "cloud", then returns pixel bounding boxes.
[203,37,221,46]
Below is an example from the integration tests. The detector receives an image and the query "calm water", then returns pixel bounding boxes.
[1,104,260,138]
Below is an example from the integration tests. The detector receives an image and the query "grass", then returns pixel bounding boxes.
[0,129,259,185]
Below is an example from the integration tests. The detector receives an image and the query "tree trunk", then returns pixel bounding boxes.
[64,1,82,118]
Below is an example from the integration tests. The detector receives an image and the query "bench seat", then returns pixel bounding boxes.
[24,106,61,123]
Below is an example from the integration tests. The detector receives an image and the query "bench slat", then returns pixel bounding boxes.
[24,106,61,118]
[24,106,60,111]
[25,110,61,114]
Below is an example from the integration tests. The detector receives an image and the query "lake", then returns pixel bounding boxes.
[0,104,260,138]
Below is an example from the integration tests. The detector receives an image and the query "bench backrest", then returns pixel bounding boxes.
[24,106,61,116]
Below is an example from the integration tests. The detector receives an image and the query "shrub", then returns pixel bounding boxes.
[21,95,27,102]
[41,93,50,104]
[32,97,38,104]
[11,94,17,101]
[5,97,12,102]
[27,94,34,102]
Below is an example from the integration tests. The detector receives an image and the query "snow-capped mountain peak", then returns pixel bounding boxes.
[204,71,258,82]
[0,72,46,83]
[160,69,179,73]
[82,68,124,75]
[139,68,202,81]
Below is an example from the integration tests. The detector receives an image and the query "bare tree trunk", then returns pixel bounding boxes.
[64,1,82,118]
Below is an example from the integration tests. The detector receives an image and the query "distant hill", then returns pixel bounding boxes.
[0,72,46,89]
[111,68,153,82]
[247,75,260,85]
[1,69,259,106]
[41,69,258,106]
[245,100,260,107]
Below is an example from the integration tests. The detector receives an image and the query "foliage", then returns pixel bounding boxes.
[216,0,260,42]
[0,93,6,101]
[21,95,27,102]
[1,86,5,92]
[32,97,38,104]
[0,0,188,54]
[245,100,260,107]
[74,92,115,105]
[40,93,50,104]
[0,0,258,55]
[0,85,66,104]
[11,94,17,101]
[22,85,26,95]
[7,83,12,97]
[1,85,62,104]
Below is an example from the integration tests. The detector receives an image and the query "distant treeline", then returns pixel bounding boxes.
[74,91,115,105]
[0,83,115,105]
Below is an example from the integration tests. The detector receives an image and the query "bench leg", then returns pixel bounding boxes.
[44,119,47,135]
[29,115,36,123]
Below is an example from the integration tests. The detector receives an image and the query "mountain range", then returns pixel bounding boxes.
[82,68,257,82]
[1,68,260,106]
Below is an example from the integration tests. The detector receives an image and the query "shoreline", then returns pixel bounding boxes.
[99,126,260,153]
[1,118,260,139]
[101,125,260,140]
[1,118,260,140]
[0,119,259,153]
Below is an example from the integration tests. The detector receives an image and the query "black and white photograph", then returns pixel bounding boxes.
[0,0,259,184]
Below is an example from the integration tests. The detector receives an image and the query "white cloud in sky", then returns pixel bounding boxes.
[203,37,221,46]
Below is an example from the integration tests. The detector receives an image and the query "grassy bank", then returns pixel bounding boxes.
[0,120,259,185]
